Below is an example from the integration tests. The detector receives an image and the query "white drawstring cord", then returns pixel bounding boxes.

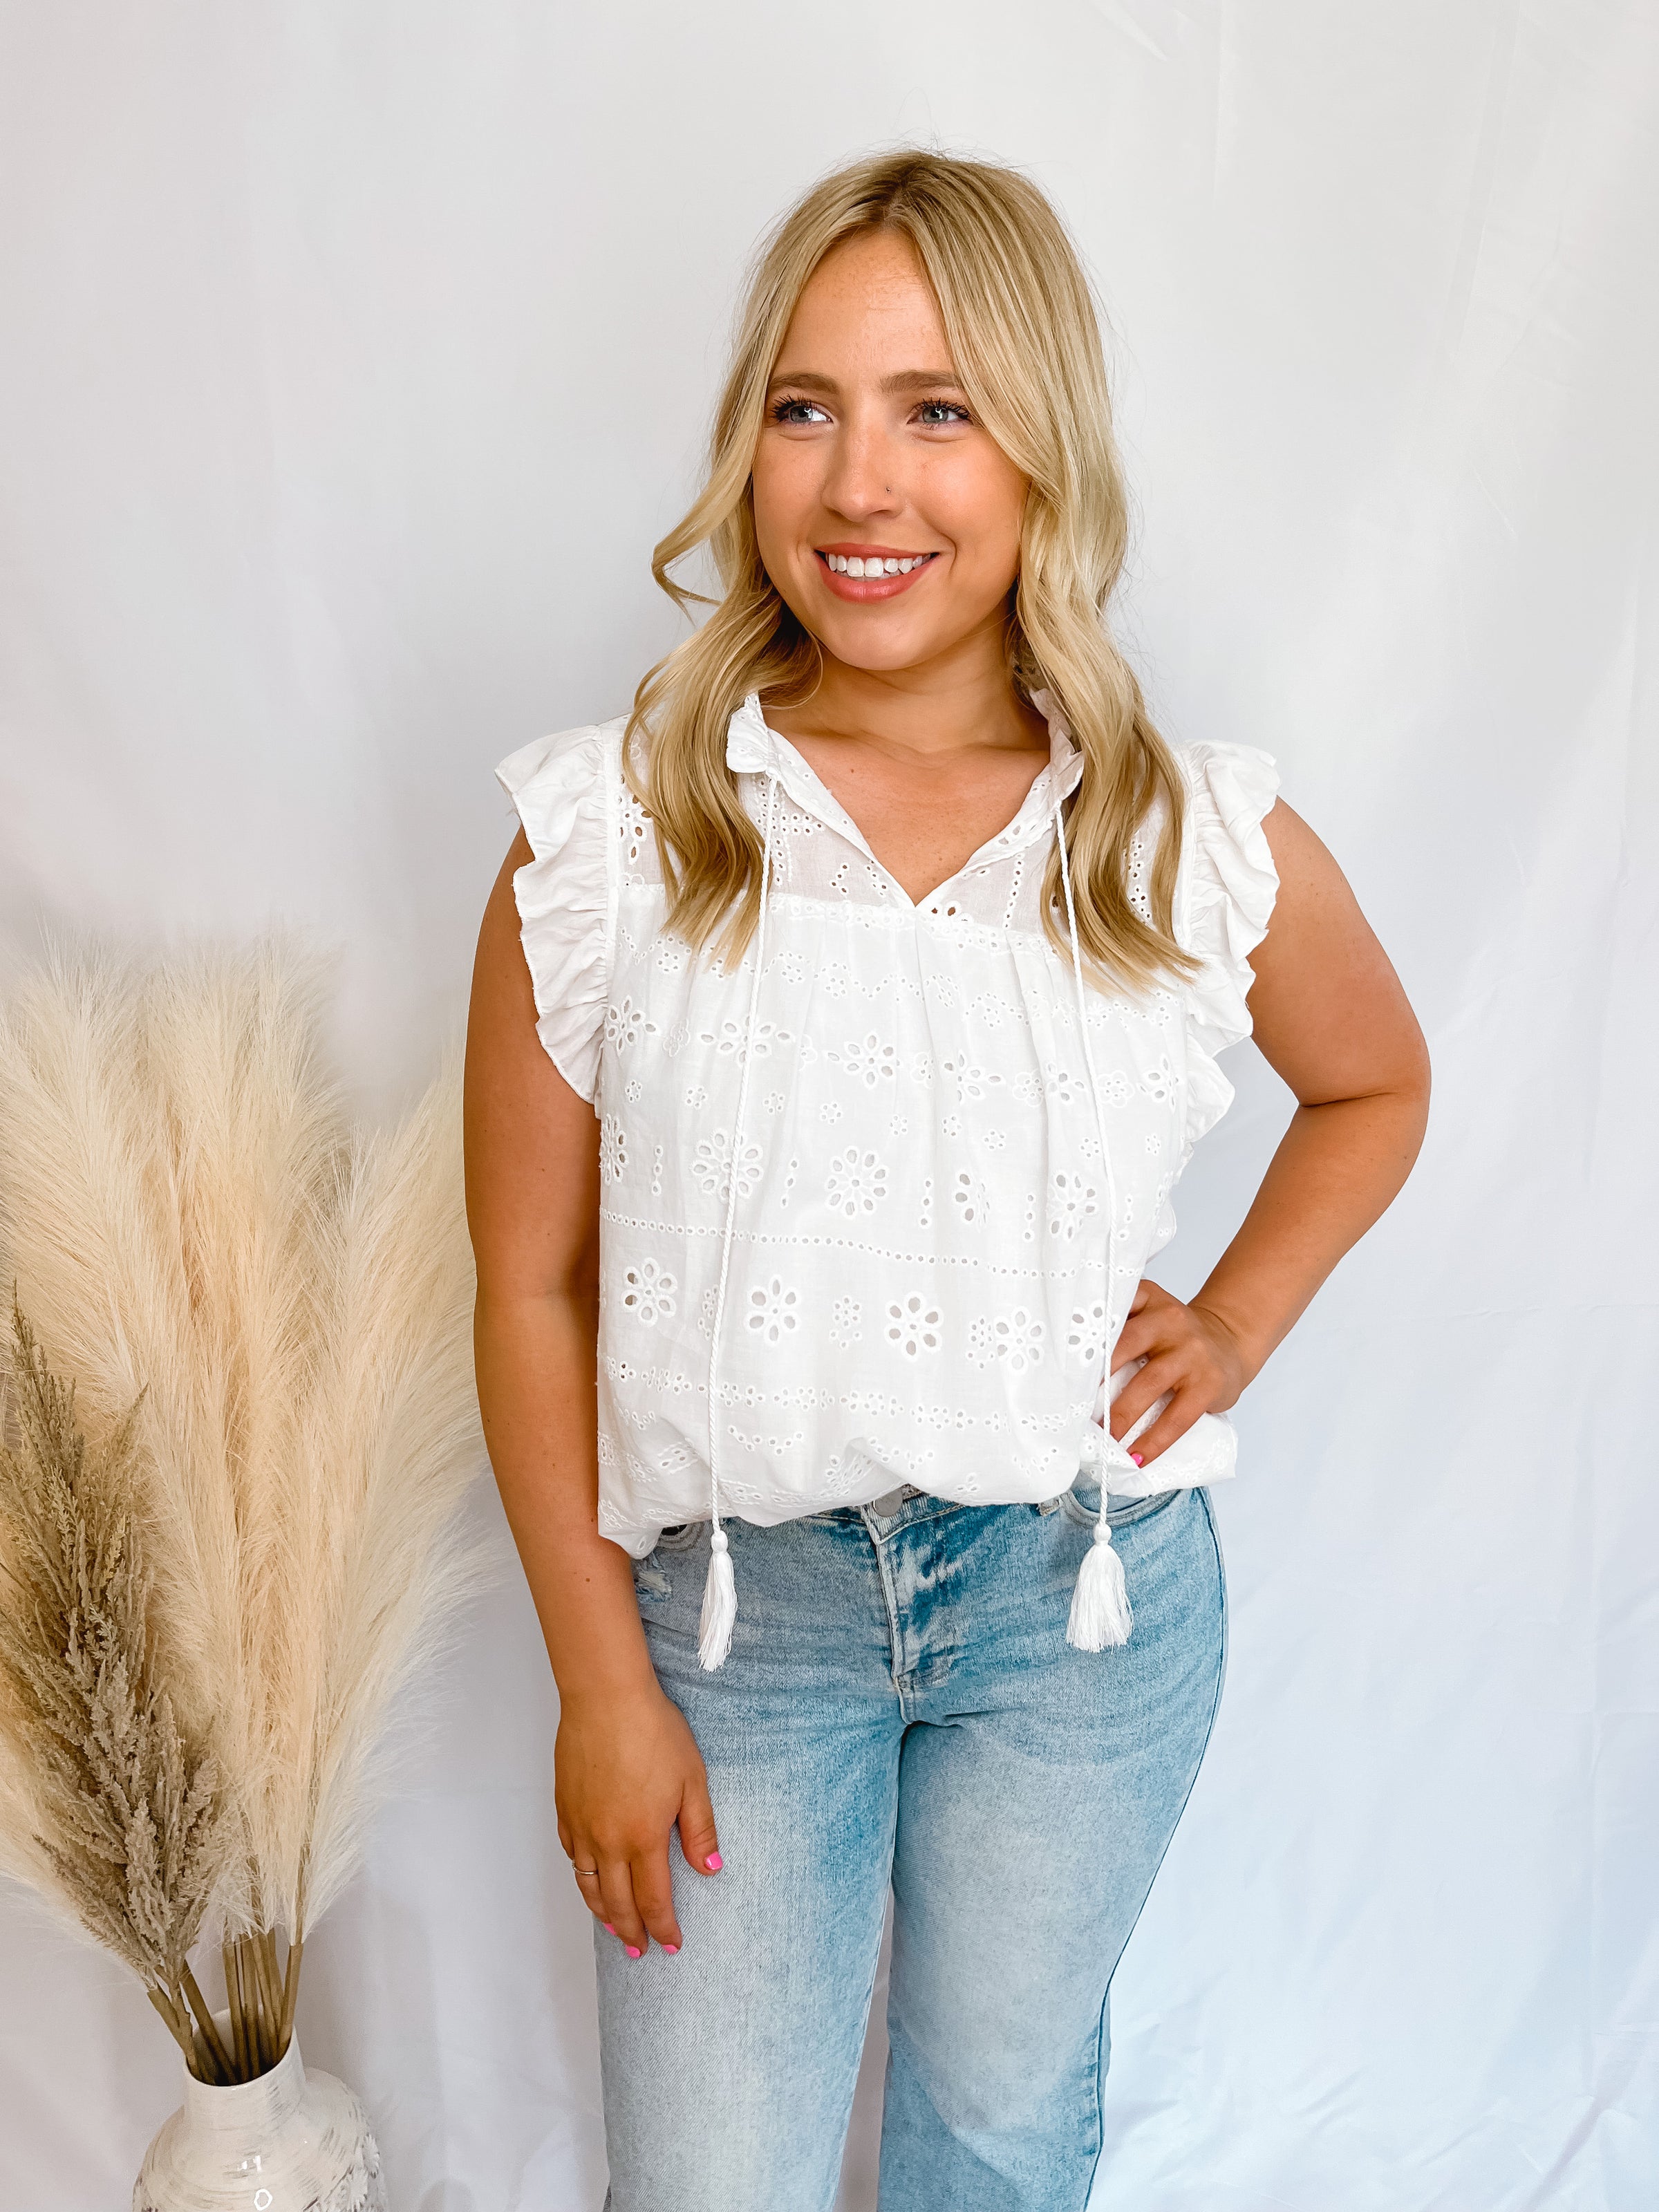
[697,764,782,1670]
[1053,789,1134,1650]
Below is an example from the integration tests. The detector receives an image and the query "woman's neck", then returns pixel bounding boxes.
[758,620,1057,904]
[762,619,1048,763]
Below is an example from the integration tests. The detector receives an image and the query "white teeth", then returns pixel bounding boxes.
[825,552,930,577]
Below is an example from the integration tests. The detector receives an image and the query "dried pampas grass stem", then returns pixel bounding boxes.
[0,937,492,2081]
[0,1302,237,2074]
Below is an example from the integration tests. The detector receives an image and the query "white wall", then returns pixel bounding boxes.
[1,3,1655,2205]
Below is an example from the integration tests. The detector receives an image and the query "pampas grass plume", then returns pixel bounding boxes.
[0,935,492,2075]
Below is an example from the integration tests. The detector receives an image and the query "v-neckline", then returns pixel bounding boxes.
[726,694,1084,914]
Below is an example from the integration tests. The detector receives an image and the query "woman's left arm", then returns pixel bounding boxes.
[1108,800,1432,1467]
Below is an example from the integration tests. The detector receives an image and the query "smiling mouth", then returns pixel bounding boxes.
[815,547,938,600]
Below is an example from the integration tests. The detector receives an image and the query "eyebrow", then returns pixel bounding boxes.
[766,368,966,395]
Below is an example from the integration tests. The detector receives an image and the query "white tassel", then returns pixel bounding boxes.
[1067,1517,1133,1651]
[697,1526,737,1672]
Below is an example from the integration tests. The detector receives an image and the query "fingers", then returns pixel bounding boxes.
[1122,1380,1209,1468]
[594,1853,648,1956]
[677,1771,723,1879]
[573,1828,710,1960]
[1107,1279,1244,1464]
[589,1772,723,1961]
[1111,1278,1171,1367]
[1109,1351,1184,1444]
[565,1836,617,1928]
[630,1841,683,1956]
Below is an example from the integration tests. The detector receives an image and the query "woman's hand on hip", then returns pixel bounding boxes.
[556,1680,722,1958]
[1107,1279,1249,1468]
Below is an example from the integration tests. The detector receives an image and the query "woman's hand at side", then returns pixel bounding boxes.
[465,829,721,1956]
[1105,1279,1249,1467]
[555,1683,721,1956]
[1111,799,1431,1468]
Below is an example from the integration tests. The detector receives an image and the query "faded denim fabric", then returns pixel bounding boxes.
[595,1480,1227,2212]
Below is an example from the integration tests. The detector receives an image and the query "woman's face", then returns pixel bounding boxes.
[750,231,1029,677]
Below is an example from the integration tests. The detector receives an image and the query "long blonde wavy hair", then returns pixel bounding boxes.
[626,149,1197,993]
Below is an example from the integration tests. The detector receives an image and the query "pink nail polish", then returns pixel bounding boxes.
[626,1944,642,1959]
[663,1943,679,1955]
[602,1922,615,1935]
[1130,1452,1144,1467]
[704,1851,722,1871]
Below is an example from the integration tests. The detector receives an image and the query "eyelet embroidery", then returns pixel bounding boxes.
[1140,1055,1181,1103]
[507,715,1278,1548]
[1067,1301,1107,1363]
[621,1259,677,1324]
[746,1277,800,1341]
[619,791,651,870]
[605,995,654,1050]
[1048,1172,1099,1239]
[825,1147,890,1218]
[990,1309,1045,1371]
[885,1295,943,1357]
[830,1297,862,1344]
[951,1171,986,1224]
[831,1033,898,1087]
[700,1018,794,1060]
[693,1128,764,1203]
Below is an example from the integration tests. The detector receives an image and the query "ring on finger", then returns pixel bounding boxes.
[573,1866,601,1879]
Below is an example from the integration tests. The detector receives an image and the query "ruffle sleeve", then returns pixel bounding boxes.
[1175,740,1281,1150]
[494,722,612,1107]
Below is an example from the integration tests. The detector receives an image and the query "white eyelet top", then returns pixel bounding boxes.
[496,692,1279,1562]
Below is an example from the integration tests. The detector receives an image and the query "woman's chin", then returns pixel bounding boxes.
[805,610,977,677]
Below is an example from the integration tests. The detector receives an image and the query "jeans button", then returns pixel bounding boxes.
[870,1488,906,1517]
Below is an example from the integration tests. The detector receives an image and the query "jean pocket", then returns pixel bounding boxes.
[652,1519,706,1553]
[1058,1480,1180,1530]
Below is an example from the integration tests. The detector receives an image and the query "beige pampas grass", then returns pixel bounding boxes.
[0,936,491,2080]
[0,1306,237,2072]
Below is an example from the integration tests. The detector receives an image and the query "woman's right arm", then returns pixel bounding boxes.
[464,830,722,1958]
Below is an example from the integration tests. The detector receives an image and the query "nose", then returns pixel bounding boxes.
[818,408,902,523]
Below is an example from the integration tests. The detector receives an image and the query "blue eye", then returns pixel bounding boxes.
[771,397,831,425]
[917,400,972,426]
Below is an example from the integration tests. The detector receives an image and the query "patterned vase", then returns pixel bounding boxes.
[133,2009,386,2212]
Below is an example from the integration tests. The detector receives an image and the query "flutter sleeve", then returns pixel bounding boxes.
[494,722,613,1107]
[1174,740,1282,1148]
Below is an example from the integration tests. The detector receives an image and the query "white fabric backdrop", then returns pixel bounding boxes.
[1,2,1655,2204]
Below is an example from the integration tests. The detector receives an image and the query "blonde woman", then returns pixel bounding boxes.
[465,152,1429,2211]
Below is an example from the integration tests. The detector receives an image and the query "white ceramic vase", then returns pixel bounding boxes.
[133,2009,386,2212]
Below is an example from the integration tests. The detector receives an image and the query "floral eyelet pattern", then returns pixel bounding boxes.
[496,704,1279,1550]
[746,1277,800,1342]
[621,1259,677,1325]
[693,1128,763,1203]
[1048,1172,1098,1239]
[885,1295,943,1358]
[825,1147,889,1218]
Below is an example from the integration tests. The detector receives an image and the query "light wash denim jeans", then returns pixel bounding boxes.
[595,1479,1227,2212]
